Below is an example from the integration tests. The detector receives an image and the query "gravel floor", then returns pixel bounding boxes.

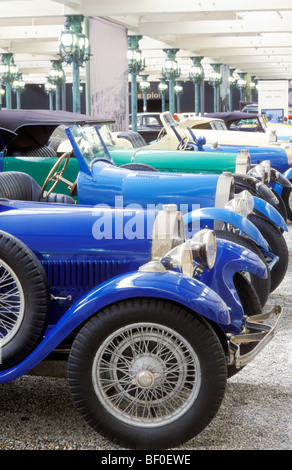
[0,224,291,452]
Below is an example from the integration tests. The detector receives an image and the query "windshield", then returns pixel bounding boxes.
[210,120,227,130]
[66,124,114,166]
[160,112,179,131]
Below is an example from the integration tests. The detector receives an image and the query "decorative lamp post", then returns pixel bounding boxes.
[189,56,204,115]
[0,53,19,109]
[250,76,257,101]
[59,15,90,113]
[237,73,247,102]
[128,35,144,131]
[48,60,65,110]
[0,87,4,110]
[162,48,180,116]
[174,81,183,114]
[45,81,56,110]
[139,74,150,112]
[228,68,236,111]
[158,78,168,112]
[208,64,222,112]
[12,73,25,109]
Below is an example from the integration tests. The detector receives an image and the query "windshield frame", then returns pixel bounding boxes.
[65,124,115,176]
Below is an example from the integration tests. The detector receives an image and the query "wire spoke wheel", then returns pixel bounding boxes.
[92,323,201,427]
[0,259,25,347]
[68,300,227,449]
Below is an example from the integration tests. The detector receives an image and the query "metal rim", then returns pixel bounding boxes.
[0,259,25,347]
[92,322,201,428]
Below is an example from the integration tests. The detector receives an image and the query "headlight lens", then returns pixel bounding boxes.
[161,242,194,277]
[151,204,186,261]
[189,229,217,270]
[248,160,271,183]
[236,189,254,215]
[225,196,248,218]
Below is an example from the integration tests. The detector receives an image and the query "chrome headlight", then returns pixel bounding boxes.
[224,190,254,218]
[248,160,271,183]
[235,149,251,174]
[160,242,194,277]
[190,229,217,270]
[235,190,254,215]
[269,130,277,142]
[151,204,185,261]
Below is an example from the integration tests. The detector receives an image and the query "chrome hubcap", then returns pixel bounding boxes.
[92,322,201,427]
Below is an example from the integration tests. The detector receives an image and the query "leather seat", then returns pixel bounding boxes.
[0,171,75,204]
[117,131,147,148]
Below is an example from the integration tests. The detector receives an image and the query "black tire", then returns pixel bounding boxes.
[270,188,287,222]
[121,163,158,172]
[281,186,292,222]
[0,231,50,370]
[227,273,263,378]
[11,145,58,158]
[68,299,227,450]
[248,213,288,292]
[215,230,271,307]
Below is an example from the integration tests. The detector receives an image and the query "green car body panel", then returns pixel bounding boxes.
[109,148,242,174]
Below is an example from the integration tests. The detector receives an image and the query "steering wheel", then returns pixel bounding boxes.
[69,179,77,197]
[176,136,190,150]
[40,152,71,200]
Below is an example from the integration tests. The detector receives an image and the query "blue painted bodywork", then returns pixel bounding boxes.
[252,196,287,231]
[204,144,290,173]
[66,126,286,248]
[0,198,267,380]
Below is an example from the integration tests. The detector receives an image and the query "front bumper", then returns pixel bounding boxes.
[228,304,282,369]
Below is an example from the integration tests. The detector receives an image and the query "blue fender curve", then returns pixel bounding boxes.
[273,167,292,196]
[183,207,269,251]
[253,196,288,232]
[0,270,230,384]
[200,239,267,332]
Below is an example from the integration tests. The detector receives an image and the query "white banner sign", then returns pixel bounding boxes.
[258,80,288,123]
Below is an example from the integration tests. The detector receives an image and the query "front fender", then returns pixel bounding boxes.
[200,239,267,333]
[253,196,288,231]
[0,270,230,384]
[183,207,269,250]
[271,167,292,196]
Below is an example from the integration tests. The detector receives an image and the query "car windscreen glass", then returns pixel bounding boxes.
[162,112,178,131]
[210,121,227,130]
[68,124,114,165]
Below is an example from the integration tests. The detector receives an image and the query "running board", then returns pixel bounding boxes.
[229,304,282,369]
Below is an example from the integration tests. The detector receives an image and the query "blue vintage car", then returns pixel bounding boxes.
[0,192,282,449]
[0,124,287,298]
[56,124,287,295]
[174,116,292,220]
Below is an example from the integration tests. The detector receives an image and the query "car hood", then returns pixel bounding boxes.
[0,109,113,150]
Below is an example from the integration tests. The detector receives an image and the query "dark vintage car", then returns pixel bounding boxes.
[0,128,282,449]
[129,112,163,143]
[204,112,266,132]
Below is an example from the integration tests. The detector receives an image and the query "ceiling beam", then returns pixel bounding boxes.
[174,35,292,50]
[53,0,292,16]
[138,19,292,36]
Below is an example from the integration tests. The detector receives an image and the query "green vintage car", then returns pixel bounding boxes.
[0,109,110,195]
